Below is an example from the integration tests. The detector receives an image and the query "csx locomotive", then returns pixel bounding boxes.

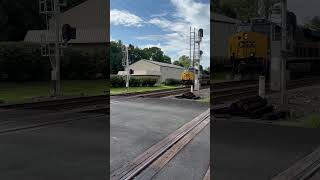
[181,67,210,85]
[228,12,320,78]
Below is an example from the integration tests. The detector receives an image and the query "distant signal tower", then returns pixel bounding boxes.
[189,27,204,94]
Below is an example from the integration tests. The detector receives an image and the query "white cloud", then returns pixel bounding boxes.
[111,0,210,67]
[110,9,143,27]
[145,0,210,67]
[150,12,169,18]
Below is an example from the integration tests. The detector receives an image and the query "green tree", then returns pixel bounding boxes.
[173,60,183,67]
[177,55,191,68]
[307,16,320,31]
[110,41,123,75]
[110,43,172,74]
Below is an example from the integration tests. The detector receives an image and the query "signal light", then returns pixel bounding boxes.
[198,29,203,38]
[128,44,134,50]
[62,24,76,42]
[129,69,134,75]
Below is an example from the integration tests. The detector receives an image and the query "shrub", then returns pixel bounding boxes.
[110,75,125,87]
[164,78,181,85]
[129,76,141,87]
[140,76,158,87]
[110,75,158,87]
[0,42,108,81]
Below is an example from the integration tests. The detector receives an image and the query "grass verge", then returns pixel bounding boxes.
[110,85,180,95]
[0,80,108,103]
[276,113,320,128]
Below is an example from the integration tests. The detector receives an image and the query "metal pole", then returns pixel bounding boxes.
[190,27,194,93]
[190,27,192,66]
[280,0,288,107]
[259,76,266,98]
[193,28,196,93]
[54,0,61,96]
[126,46,129,92]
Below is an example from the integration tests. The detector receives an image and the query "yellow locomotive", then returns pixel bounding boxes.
[181,68,195,85]
[181,67,210,85]
[228,31,268,75]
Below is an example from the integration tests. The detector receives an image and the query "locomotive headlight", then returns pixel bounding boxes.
[244,33,248,40]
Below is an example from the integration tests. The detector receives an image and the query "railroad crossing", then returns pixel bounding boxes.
[110,94,210,180]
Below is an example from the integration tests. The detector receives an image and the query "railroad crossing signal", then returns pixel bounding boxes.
[62,24,76,43]
[122,45,131,91]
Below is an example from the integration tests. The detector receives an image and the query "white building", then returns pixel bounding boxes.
[118,60,184,83]
[24,0,108,51]
[211,13,240,62]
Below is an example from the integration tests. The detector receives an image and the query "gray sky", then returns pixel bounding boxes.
[288,0,320,25]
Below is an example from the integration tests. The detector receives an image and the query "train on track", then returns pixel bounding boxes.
[227,12,320,79]
[180,67,210,85]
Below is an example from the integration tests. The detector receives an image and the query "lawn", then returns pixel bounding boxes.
[276,113,320,129]
[0,80,109,103]
[110,85,181,95]
[197,97,210,103]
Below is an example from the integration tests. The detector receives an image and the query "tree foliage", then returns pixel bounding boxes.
[0,42,107,81]
[306,16,320,31]
[110,41,172,74]
[173,55,191,68]
[216,0,279,20]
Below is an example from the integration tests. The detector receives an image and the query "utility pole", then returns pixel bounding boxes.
[280,0,288,107]
[53,0,61,96]
[122,45,130,92]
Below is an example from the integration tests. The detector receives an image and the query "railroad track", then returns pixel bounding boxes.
[0,113,107,135]
[212,77,320,104]
[0,95,109,111]
[111,85,210,99]
[0,86,208,110]
[111,109,210,180]
[271,147,320,180]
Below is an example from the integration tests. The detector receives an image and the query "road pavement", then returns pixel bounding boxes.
[213,118,320,180]
[0,109,108,180]
[110,97,209,176]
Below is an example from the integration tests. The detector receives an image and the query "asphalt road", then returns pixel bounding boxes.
[0,109,108,180]
[110,97,209,174]
[212,119,320,180]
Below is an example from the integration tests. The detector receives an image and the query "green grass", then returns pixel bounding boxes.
[0,80,108,103]
[110,85,180,95]
[276,113,320,129]
[197,97,210,103]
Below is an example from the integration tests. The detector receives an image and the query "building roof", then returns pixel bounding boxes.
[211,13,240,24]
[142,60,184,69]
[24,0,108,44]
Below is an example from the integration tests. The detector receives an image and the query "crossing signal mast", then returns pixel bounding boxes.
[39,0,76,96]
[122,44,134,92]
[190,27,204,95]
